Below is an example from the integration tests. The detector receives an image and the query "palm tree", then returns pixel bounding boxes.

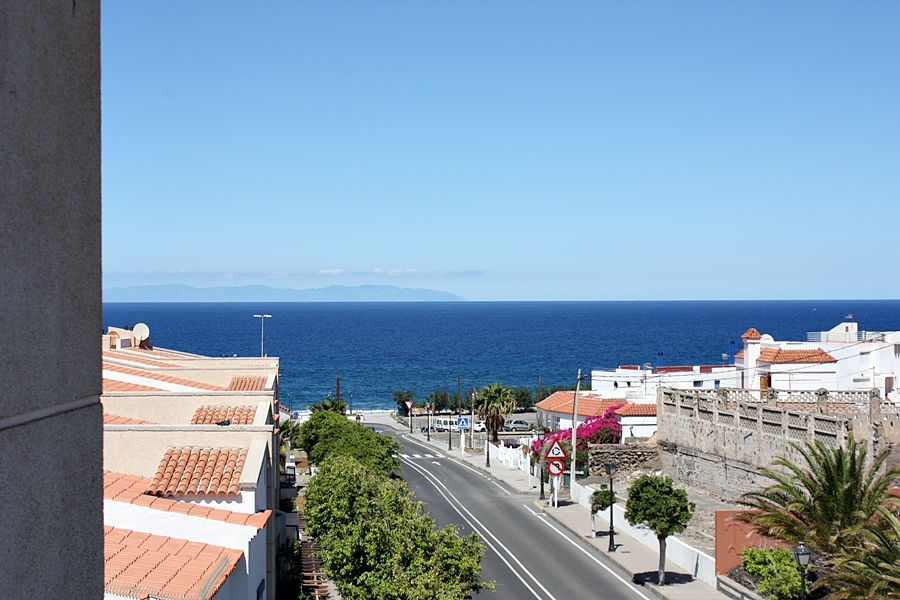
[310,396,348,415]
[739,438,899,556]
[825,510,900,599]
[475,383,516,444]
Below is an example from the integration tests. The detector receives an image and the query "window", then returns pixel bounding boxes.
[693,380,702,388]
[714,380,721,389]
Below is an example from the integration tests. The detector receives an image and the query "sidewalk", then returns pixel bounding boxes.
[368,413,726,600]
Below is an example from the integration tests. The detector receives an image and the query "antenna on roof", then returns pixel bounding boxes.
[845,313,854,321]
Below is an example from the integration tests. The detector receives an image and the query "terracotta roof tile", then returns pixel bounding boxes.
[102,378,162,393]
[535,391,626,418]
[147,448,248,497]
[104,526,241,600]
[102,351,178,368]
[103,413,156,425]
[103,471,271,529]
[734,349,745,360]
[103,361,226,391]
[226,375,268,391]
[614,403,658,417]
[741,327,762,340]
[191,405,256,425]
[757,348,836,364]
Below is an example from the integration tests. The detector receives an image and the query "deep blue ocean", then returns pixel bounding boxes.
[102,301,900,410]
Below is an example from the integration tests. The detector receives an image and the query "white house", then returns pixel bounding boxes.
[592,364,739,403]
[735,321,900,399]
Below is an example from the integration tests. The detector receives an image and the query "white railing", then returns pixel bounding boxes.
[487,440,531,475]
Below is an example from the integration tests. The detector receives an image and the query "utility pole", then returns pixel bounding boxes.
[569,369,582,494]
[335,376,341,404]
[469,389,476,450]
[252,314,271,357]
[451,374,460,451]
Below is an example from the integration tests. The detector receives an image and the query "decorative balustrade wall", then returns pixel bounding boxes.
[656,387,897,501]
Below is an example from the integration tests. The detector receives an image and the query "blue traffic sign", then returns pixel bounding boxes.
[457,417,470,428]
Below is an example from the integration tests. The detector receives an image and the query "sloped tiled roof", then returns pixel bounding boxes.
[614,403,657,417]
[191,405,256,425]
[104,525,242,600]
[227,375,267,391]
[102,350,178,368]
[757,348,836,364]
[103,378,162,393]
[148,448,248,497]
[734,349,745,360]
[103,413,155,425]
[741,327,762,340]
[103,362,226,391]
[103,471,270,528]
[535,391,625,418]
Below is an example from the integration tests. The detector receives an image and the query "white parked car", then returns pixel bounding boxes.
[471,421,487,432]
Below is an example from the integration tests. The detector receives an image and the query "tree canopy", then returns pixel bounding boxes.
[475,383,516,444]
[625,474,695,585]
[304,454,489,599]
[393,390,415,416]
[297,410,400,477]
[739,439,899,556]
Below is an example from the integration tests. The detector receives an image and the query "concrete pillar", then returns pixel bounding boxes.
[0,2,102,598]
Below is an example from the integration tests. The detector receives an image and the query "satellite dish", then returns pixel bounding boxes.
[133,322,150,342]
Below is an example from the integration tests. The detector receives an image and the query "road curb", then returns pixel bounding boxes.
[531,501,676,600]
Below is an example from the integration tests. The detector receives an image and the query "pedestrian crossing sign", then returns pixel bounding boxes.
[457,417,469,428]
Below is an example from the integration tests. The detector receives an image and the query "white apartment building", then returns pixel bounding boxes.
[591,364,739,403]
[735,321,899,399]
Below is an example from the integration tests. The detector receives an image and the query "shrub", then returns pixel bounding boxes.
[741,547,801,600]
[591,487,615,514]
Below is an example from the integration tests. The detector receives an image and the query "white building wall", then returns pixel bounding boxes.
[619,416,657,439]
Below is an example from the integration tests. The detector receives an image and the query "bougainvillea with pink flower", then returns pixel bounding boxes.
[531,403,624,464]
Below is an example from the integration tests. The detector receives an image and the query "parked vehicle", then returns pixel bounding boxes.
[471,421,487,432]
[503,419,531,432]
[434,418,458,432]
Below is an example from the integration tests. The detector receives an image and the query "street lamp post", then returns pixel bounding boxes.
[252,314,272,357]
[794,542,811,600]
[539,462,545,500]
[426,404,432,442]
[605,462,617,552]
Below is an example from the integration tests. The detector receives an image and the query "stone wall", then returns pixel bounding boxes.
[588,443,659,476]
[656,387,899,501]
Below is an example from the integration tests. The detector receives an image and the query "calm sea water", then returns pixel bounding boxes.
[102,300,900,410]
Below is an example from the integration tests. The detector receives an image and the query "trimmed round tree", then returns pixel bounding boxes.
[624,474,695,585]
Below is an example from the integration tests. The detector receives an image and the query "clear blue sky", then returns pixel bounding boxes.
[102,1,900,301]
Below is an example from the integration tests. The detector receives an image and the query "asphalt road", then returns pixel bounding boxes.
[374,425,651,600]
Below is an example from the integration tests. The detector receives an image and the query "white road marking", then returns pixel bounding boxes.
[401,434,511,495]
[412,454,422,459]
[528,508,652,600]
[431,461,441,465]
[401,457,553,600]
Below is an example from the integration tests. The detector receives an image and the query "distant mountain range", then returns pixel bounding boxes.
[103,284,465,302]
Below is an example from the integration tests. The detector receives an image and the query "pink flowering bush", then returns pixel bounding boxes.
[531,403,624,464]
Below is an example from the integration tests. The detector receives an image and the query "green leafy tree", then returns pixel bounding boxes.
[824,510,900,599]
[304,455,489,599]
[625,474,695,585]
[297,410,400,477]
[475,383,516,444]
[591,487,615,515]
[740,547,801,600]
[512,386,534,410]
[427,389,452,413]
[738,439,899,556]
[393,390,415,417]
